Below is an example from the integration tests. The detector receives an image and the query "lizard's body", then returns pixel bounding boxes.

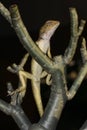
[30,21,60,116]
[9,20,60,116]
[31,39,51,116]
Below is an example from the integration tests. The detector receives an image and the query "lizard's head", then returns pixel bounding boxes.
[39,20,60,40]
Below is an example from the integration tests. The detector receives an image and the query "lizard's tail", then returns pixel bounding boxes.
[31,80,44,117]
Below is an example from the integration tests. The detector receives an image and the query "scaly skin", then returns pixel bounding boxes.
[31,20,60,116]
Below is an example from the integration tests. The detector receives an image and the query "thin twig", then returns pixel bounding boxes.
[9,4,54,74]
[67,62,87,100]
[80,37,87,63]
[64,8,86,64]
[0,2,12,24]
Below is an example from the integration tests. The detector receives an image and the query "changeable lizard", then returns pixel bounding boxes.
[8,20,60,116]
[30,20,60,116]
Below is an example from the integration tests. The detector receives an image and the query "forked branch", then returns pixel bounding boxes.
[0,2,87,130]
[0,99,31,130]
[64,8,86,64]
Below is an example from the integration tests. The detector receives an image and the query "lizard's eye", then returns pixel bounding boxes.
[46,21,52,25]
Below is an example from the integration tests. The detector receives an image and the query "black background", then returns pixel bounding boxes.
[0,0,87,130]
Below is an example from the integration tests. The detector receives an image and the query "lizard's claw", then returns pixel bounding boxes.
[7,83,25,105]
[8,88,22,96]
[7,89,17,96]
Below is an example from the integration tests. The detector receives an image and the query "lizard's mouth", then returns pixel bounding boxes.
[45,21,60,40]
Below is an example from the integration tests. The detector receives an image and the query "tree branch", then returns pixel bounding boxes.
[39,56,67,130]
[66,38,87,100]
[63,8,86,64]
[0,2,11,24]
[0,3,54,74]
[80,120,87,130]
[0,99,31,130]
[80,37,87,63]
[67,62,87,100]
[0,2,87,130]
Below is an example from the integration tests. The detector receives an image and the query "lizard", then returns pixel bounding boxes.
[8,20,60,116]
[30,20,60,116]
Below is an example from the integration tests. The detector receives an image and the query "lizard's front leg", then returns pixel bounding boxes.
[17,69,44,117]
[9,71,33,95]
[7,53,31,101]
[41,71,52,85]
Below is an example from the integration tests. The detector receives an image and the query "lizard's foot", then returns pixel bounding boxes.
[41,71,52,85]
[7,53,29,74]
[7,63,23,74]
[46,74,52,85]
[8,87,25,96]
[7,83,26,105]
